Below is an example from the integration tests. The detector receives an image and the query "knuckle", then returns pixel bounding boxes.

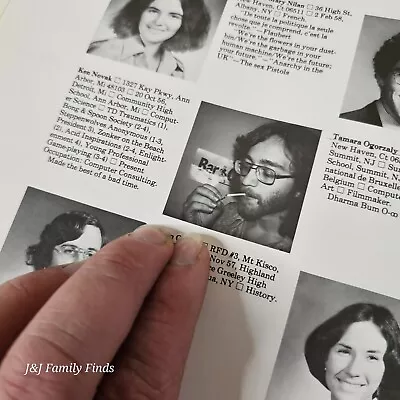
[3,278,31,300]
[27,328,84,365]
[0,359,69,400]
[0,323,90,399]
[130,349,180,397]
[130,370,175,400]
[90,237,171,290]
[1,373,35,400]
[97,304,184,400]
[95,244,148,281]
[144,298,176,328]
[97,251,137,279]
[98,355,177,400]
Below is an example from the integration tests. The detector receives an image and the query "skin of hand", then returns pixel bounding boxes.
[0,225,210,400]
[182,184,224,228]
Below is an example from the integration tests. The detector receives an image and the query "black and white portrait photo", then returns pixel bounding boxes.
[265,272,400,400]
[163,103,320,253]
[0,187,144,283]
[87,0,227,81]
[340,16,400,129]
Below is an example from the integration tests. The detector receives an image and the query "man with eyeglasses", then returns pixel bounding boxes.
[182,122,319,252]
[341,32,400,128]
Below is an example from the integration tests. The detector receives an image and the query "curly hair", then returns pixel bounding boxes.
[229,121,320,239]
[305,303,400,400]
[26,211,106,270]
[373,32,400,81]
[111,0,211,52]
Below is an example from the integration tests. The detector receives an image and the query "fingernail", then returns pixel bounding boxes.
[128,225,171,245]
[171,234,204,266]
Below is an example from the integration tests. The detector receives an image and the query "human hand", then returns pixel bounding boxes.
[0,225,210,399]
[182,184,224,228]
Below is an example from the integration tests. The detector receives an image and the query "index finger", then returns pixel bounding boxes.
[196,184,223,203]
[0,226,174,400]
[203,184,223,199]
[0,263,81,359]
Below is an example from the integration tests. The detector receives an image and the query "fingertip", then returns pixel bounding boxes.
[86,224,175,276]
[197,243,211,278]
[0,227,179,399]
[198,242,210,263]
[127,225,174,245]
[170,234,204,267]
[169,235,210,283]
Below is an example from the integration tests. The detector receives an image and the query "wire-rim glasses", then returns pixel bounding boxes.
[234,160,295,185]
[54,244,97,259]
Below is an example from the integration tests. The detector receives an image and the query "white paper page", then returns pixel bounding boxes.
[0,0,10,17]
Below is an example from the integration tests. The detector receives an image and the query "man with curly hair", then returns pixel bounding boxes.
[341,32,400,127]
[182,122,319,252]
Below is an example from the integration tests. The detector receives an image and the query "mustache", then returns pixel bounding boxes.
[240,189,261,201]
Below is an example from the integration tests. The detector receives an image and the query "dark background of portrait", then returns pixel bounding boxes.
[89,0,227,81]
[163,102,320,241]
[0,187,143,282]
[265,272,400,400]
[341,16,400,113]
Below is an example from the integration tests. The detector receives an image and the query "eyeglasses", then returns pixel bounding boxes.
[234,160,295,185]
[54,244,97,259]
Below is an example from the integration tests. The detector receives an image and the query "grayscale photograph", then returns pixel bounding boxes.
[0,187,144,283]
[340,16,400,129]
[163,103,320,253]
[265,272,400,400]
[87,0,227,81]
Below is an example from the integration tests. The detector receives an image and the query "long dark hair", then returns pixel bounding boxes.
[111,0,211,51]
[305,303,400,399]
[229,121,320,239]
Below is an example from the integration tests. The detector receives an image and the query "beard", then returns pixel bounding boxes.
[235,188,290,221]
[229,173,294,221]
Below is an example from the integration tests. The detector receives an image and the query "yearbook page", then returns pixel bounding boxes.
[1,0,400,399]
[0,0,10,18]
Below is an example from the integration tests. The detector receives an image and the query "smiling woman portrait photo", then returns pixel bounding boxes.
[305,303,400,400]
[87,0,226,80]
[265,272,400,400]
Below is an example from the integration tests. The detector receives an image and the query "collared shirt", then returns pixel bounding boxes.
[377,100,400,128]
[212,202,293,252]
[88,36,184,79]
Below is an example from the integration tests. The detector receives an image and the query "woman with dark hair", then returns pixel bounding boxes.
[26,211,106,270]
[305,303,400,400]
[88,0,211,78]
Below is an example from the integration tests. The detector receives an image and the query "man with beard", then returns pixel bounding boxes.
[340,32,400,128]
[182,122,319,252]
